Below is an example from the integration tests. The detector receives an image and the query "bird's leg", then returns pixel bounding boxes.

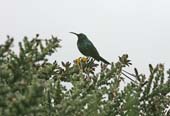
[87,57,93,62]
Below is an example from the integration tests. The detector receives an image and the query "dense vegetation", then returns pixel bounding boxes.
[0,35,170,116]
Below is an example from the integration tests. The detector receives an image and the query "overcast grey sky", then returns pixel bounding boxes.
[0,0,170,73]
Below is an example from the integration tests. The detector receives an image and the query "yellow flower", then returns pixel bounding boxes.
[81,57,88,63]
[74,57,81,65]
[74,57,88,65]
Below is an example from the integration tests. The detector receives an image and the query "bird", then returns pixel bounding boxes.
[70,32,110,64]
[70,32,137,83]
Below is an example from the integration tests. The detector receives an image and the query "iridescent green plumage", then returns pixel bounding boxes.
[70,32,110,64]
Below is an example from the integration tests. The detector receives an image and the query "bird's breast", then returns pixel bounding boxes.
[77,41,85,50]
[77,39,90,56]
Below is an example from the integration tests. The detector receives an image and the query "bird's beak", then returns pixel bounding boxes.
[70,32,78,36]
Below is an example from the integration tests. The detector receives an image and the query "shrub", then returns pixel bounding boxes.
[0,35,170,116]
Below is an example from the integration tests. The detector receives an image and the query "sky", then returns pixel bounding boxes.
[0,0,170,74]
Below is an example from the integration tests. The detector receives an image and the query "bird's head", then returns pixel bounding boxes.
[70,32,87,40]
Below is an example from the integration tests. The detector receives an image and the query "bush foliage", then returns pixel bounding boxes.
[0,35,170,116]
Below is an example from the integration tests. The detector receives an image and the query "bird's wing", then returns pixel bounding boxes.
[79,39,100,60]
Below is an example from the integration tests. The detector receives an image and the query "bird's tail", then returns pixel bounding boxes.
[99,56,110,64]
